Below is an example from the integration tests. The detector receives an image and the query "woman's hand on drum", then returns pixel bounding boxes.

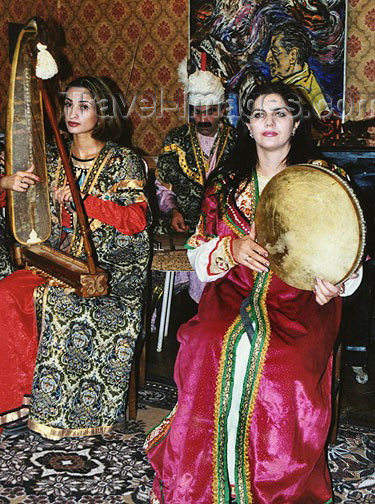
[53,185,73,204]
[314,278,343,305]
[0,165,40,192]
[232,222,269,273]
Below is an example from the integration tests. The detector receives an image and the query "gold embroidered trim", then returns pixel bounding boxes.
[239,272,272,502]
[28,418,115,441]
[0,406,30,426]
[212,316,243,504]
[223,236,237,267]
[222,213,247,238]
[133,193,147,204]
[82,150,112,194]
[90,218,104,234]
[0,397,30,426]
[222,179,256,237]
[144,403,178,452]
[209,236,237,275]
[162,142,205,186]
[215,125,231,167]
[71,149,112,257]
[108,178,145,192]
[212,272,272,503]
[189,124,208,185]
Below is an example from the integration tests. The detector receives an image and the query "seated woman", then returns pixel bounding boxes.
[0,76,150,439]
[145,82,362,503]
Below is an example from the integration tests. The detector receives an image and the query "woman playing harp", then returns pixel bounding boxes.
[0,76,150,440]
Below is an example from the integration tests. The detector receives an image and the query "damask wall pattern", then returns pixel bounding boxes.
[0,0,373,153]
[0,1,57,127]
[346,0,375,122]
[0,0,188,156]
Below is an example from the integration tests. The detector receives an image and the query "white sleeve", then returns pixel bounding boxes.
[187,236,237,283]
[340,265,363,297]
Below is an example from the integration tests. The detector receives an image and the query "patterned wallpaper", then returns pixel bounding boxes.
[0,0,188,156]
[0,1,57,127]
[345,0,375,123]
[0,0,373,153]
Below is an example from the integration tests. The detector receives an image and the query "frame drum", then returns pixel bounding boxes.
[255,164,366,290]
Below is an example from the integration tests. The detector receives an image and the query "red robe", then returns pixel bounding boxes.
[145,171,340,503]
[0,191,147,432]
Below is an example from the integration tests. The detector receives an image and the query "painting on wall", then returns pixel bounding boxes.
[190,0,347,139]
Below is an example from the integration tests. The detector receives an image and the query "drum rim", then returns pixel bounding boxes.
[255,163,366,289]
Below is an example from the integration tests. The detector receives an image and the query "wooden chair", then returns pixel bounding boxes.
[127,156,154,420]
[328,340,342,444]
[128,342,147,420]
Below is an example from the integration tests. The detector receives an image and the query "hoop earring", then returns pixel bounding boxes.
[291,130,296,137]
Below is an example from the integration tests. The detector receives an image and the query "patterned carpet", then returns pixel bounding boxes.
[0,382,374,503]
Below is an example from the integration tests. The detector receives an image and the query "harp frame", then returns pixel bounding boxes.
[6,18,51,245]
[6,17,108,298]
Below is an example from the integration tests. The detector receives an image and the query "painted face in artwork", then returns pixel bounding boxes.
[246,93,299,153]
[266,34,297,79]
[190,104,224,137]
[64,87,98,136]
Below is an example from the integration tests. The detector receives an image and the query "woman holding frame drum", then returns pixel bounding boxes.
[145,82,363,504]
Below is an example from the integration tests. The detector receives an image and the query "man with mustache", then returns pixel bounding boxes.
[155,69,237,236]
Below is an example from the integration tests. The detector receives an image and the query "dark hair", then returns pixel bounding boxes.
[271,21,312,65]
[211,81,322,197]
[60,75,122,141]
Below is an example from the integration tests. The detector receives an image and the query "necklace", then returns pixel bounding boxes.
[71,153,96,162]
[71,153,97,174]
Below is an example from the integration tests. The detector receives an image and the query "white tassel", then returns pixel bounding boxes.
[35,43,58,80]
[177,57,188,91]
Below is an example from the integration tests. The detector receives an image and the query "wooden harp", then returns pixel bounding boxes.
[6,18,108,297]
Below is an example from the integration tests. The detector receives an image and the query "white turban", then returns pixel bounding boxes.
[187,70,225,106]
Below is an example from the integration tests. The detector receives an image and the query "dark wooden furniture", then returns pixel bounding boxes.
[322,147,375,375]
[322,148,375,443]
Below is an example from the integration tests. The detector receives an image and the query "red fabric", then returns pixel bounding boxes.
[84,196,147,235]
[0,270,46,430]
[0,191,5,208]
[148,268,341,503]
[0,175,6,208]
[201,51,207,71]
[146,180,342,503]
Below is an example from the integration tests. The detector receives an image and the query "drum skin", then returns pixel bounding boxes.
[255,164,366,291]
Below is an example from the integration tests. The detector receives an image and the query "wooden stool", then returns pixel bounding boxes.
[328,341,342,444]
